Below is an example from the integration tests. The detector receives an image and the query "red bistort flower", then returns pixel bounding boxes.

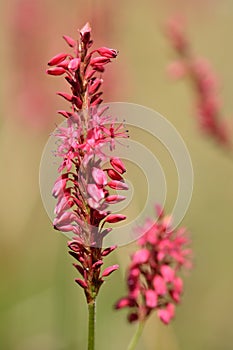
[47,23,128,303]
[115,205,192,325]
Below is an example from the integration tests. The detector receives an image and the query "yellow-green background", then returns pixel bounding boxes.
[1,0,233,349]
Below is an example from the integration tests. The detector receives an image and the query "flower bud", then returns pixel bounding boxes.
[97,47,118,58]
[110,157,126,174]
[48,53,68,66]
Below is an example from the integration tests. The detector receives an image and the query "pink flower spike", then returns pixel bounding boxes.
[105,214,126,223]
[158,303,175,325]
[46,67,66,76]
[48,53,68,66]
[110,157,126,174]
[102,264,119,277]
[145,290,158,308]
[97,47,118,58]
[63,35,76,47]
[108,180,128,190]
[92,167,107,186]
[68,58,81,71]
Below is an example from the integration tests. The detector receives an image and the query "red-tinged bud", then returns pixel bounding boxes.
[97,47,118,58]
[68,58,81,71]
[90,92,103,104]
[110,157,126,174]
[106,169,123,181]
[102,264,119,277]
[63,35,76,48]
[90,57,111,66]
[105,195,126,204]
[75,278,88,289]
[91,97,103,107]
[57,92,73,102]
[85,69,96,80]
[105,214,126,223]
[73,263,84,276]
[57,59,70,69]
[48,53,68,66]
[107,180,128,190]
[46,67,66,76]
[101,245,117,256]
[92,260,103,269]
[73,96,83,109]
[88,78,103,95]
[93,65,105,73]
[128,313,139,323]
[80,22,91,44]
[57,110,72,118]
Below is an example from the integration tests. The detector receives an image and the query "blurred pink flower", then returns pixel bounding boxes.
[165,16,232,148]
[115,205,192,325]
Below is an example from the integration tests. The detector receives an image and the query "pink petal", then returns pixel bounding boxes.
[161,265,175,283]
[87,184,105,202]
[158,303,175,325]
[153,275,167,296]
[92,167,107,186]
[68,58,81,71]
[132,249,150,265]
[145,289,158,308]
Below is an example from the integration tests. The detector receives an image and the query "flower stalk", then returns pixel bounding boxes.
[127,322,145,350]
[88,300,96,350]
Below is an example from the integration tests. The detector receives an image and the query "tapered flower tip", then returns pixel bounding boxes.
[102,264,119,277]
[80,22,91,36]
[110,157,126,174]
[105,214,126,223]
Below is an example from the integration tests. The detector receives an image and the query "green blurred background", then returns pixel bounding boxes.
[1,0,233,349]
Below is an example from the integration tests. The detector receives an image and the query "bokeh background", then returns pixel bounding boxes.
[1,0,233,349]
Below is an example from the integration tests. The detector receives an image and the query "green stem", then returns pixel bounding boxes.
[127,322,145,350]
[88,300,96,350]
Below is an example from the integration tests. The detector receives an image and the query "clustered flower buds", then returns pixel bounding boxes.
[115,205,192,325]
[165,16,231,147]
[47,23,128,303]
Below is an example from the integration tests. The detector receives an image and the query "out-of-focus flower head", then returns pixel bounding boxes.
[115,205,192,325]
[165,15,232,148]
